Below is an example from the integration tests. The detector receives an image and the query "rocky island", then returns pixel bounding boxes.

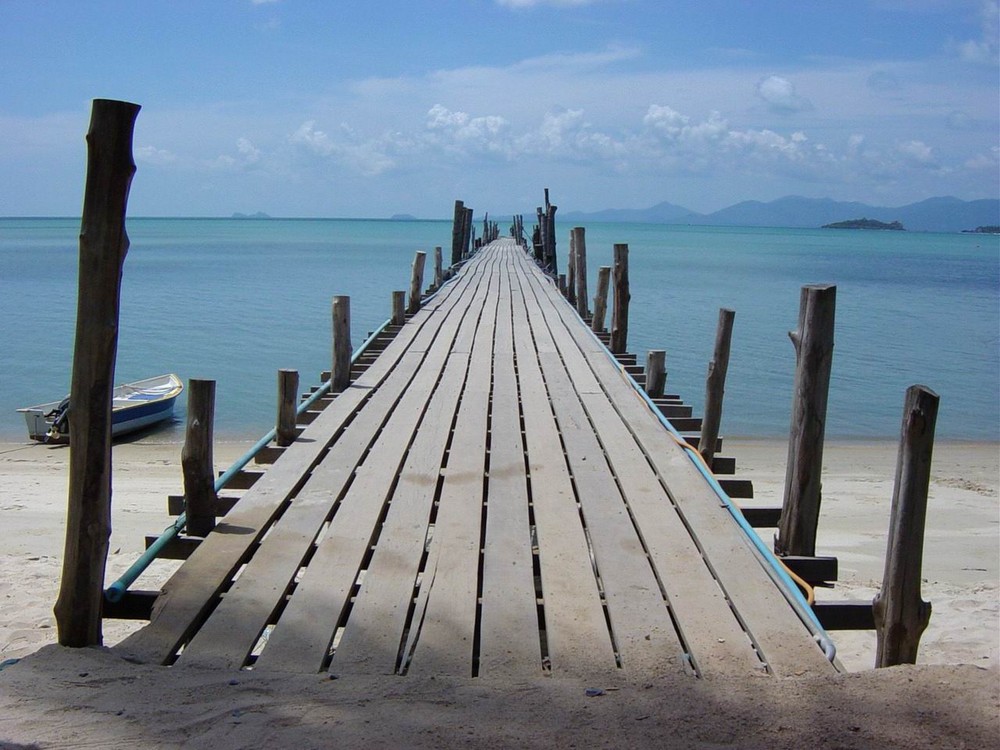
[822,218,905,230]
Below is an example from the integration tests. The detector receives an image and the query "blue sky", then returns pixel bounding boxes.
[1,0,997,217]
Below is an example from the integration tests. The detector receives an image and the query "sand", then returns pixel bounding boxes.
[1,437,997,747]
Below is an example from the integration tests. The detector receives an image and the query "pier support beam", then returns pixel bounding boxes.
[331,295,352,392]
[408,250,427,314]
[54,98,140,648]
[572,227,589,319]
[777,284,836,557]
[700,308,735,465]
[450,200,465,266]
[874,385,937,667]
[184,379,218,537]
[610,244,630,355]
[592,266,611,334]
[391,290,406,326]
[276,369,300,447]
[645,350,666,400]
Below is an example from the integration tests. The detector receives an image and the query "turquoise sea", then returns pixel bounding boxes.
[1,217,997,442]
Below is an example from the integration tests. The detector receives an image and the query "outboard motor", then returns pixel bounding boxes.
[45,398,70,442]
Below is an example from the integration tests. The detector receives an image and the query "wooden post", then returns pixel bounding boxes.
[700,308,735,465]
[566,230,577,306]
[776,284,836,557]
[450,200,465,266]
[463,207,474,259]
[572,227,589,319]
[408,250,427,314]
[391,290,406,325]
[331,295,352,392]
[592,266,611,333]
[54,98,140,648]
[610,244,630,355]
[873,385,938,667]
[645,350,666,399]
[183,379,218,537]
[276,369,299,447]
[433,246,443,289]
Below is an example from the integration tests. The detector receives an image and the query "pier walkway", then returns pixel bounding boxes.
[119,239,833,680]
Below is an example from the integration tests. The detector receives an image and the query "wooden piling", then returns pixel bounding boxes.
[54,98,140,648]
[592,266,611,333]
[776,284,836,558]
[873,385,938,667]
[566,230,577,306]
[391,290,406,326]
[450,200,465,266]
[408,250,427,314]
[433,246,443,289]
[331,295,352,392]
[645,350,666,400]
[572,227,589,319]
[700,308,735,465]
[276,369,300,447]
[610,244,630,355]
[183,379,219,537]
[463,207,474,260]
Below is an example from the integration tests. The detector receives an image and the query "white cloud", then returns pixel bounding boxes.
[756,76,813,113]
[955,0,999,63]
[135,145,177,166]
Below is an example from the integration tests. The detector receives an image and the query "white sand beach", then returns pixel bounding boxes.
[1,437,997,748]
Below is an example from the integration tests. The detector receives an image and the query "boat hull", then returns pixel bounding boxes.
[17,374,183,443]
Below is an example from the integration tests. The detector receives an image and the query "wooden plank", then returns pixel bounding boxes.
[507,256,618,678]
[253,250,502,673]
[514,256,762,678]
[119,250,492,666]
[518,252,833,676]
[477,250,541,678]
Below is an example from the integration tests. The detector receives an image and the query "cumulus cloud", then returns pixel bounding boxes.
[955,0,999,63]
[135,145,177,166]
[756,75,813,113]
[290,120,396,175]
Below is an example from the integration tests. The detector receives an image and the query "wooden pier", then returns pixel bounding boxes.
[118,238,834,679]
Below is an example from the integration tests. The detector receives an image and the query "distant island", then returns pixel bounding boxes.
[822,218,904,230]
[962,225,1000,234]
[231,211,271,219]
[389,213,418,221]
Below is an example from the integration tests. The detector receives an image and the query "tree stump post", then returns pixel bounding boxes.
[331,295,352,392]
[592,266,611,333]
[433,246,443,289]
[183,379,218,537]
[572,227,589,319]
[700,308,735,465]
[645,350,666,399]
[276,369,299,447]
[776,284,836,557]
[610,244,630,355]
[54,98,140,648]
[450,200,465,266]
[391,290,406,326]
[873,385,938,667]
[408,250,427,314]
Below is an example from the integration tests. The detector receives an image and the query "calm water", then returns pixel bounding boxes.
[1,217,997,441]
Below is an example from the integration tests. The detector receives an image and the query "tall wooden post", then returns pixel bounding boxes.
[700,308,735,465]
[610,244,630,355]
[331,295,352,392]
[463,207,474,259]
[645,350,666,399]
[276,369,299,447]
[408,250,427,314]
[183,379,218,538]
[433,246,443,289]
[776,284,836,557]
[450,200,465,266]
[592,266,611,333]
[391,290,406,326]
[873,385,938,667]
[566,230,577,306]
[54,99,140,648]
[572,227,589,319]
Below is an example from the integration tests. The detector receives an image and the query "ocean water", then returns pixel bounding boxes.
[1,217,997,442]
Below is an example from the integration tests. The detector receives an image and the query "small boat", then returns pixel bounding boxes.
[17,374,184,443]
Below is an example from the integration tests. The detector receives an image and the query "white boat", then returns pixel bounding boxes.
[17,374,184,443]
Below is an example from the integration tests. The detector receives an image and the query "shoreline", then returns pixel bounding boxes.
[0,437,996,673]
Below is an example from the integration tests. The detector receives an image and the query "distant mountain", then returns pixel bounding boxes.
[231,211,271,219]
[563,196,999,233]
[561,201,698,224]
[389,213,418,221]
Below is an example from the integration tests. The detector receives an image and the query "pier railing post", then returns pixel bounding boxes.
[276,369,300,447]
[450,200,465,266]
[592,266,611,333]
[700,308,735,465]
[54,98,140,648]
[566,230,577,306]
[408,250,427,314]
[610,244,630,355]
[873,385,938,667]
[776,284,836,557]
[645,350,666,399]
[433,246,443,289]
[572,227,589,319]
[183,379,218,537]
[391,290,406,326]
[332,295,352,392]
[463,207,474,259]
